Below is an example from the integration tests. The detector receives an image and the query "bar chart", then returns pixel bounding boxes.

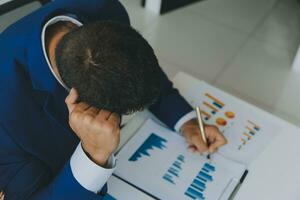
[238,120,261,150]
[205,93,225,109]
[200,93,225,121]
[184,163,216,200]
[129,133,167,162]
[199,93,237,128]
[162,155,185,185]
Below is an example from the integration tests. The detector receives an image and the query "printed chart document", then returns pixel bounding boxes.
[173,72,280,165]
[115,120,246,200]
[115,72,280,199]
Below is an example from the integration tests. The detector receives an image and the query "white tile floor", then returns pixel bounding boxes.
[121,0,300,127]
[1,0,300,127]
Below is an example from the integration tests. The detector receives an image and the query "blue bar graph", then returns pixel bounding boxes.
[162,155,185,185]
[129,133,167,162]
[184,162,216,200]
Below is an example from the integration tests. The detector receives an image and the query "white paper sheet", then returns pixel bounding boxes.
[115,119,246,200]
[173,72,280,165]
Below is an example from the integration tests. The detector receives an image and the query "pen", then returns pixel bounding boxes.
[195,107,211,160]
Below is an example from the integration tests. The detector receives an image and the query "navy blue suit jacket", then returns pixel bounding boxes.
[0,0,193,199]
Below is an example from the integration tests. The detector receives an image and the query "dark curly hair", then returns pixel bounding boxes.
[55,21,161,115]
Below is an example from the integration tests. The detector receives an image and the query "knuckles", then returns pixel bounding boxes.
[205,125,219,132]
[68,109,120,137]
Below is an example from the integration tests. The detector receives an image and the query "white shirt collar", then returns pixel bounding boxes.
[41,15,83,91]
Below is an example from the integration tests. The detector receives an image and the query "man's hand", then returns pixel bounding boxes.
[180,119,227,153]
[65,88,121,167]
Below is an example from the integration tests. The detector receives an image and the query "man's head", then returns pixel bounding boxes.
[55,21,161,115]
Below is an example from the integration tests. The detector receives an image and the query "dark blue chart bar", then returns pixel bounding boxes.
[184,162,216,200]
[193,179,206,190]
[185,187,205,200]
[199,171,213,181]
[204,163,215,172]
[213,102,223,109]
[198,176,207,183]
[178,155,185,162]
[163,174,175,184]
[191,183,204,192]
[168,168,179,177]
[173,161,182,169]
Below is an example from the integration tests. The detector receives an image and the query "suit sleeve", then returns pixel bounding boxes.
[56,0,130,25]
[0,128,107,200]
[148,68,194,130]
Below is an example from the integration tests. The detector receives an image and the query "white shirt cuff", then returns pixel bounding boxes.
[70,143,116,193]
[174,111,197,132]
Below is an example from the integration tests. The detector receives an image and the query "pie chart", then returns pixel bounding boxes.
[225,111,235,119]
[216,117,227,126]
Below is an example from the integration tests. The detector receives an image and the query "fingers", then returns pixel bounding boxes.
[72,102,90,114]
[188,145,197,153]
[205,125,227,153]
[97,110,113,121]
[65,88,79,114]
[183,123,228,155]
[189,134,208,153]
[208,134,227,153]
[84,107,99,116]
[108,113,121,126]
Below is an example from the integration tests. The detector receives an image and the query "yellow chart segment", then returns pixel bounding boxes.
[203,101,219,112]
[225,111,235,119]
[205,93,225,107]
[243,132,252,140]
[216,118,227,126]
[246,126,256,134]
[200,110,211,120]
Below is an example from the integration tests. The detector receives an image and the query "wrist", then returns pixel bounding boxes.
[180,119,197,133]
[81,143,111,167]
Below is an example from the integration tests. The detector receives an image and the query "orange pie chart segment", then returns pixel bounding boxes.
[216,118,227,126]
[225,111,235,119]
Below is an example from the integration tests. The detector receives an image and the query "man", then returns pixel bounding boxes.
[0,0,227,199]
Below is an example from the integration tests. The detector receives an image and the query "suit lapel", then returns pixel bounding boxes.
[18,9,82,172]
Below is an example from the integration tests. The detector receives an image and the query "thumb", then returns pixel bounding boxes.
[65,88,78,114]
